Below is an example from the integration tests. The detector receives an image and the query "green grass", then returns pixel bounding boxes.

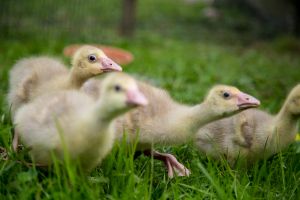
[1,0,300,199]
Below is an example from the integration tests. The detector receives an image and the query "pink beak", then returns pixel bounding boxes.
[237,92,260,109]
[100,57,122,72]
[126,89,148,106]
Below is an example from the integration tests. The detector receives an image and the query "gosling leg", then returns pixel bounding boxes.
[144,149,191,178]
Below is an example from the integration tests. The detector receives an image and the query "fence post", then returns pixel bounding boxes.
[120,0,137,37]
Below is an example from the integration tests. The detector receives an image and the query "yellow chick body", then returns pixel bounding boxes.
[15,73,147,172]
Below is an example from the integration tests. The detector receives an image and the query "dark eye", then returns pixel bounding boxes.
[223,92,230,99]
[88,54,97,62]
[114,85,121,92]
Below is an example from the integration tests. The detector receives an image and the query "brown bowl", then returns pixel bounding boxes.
[63,44,134,65]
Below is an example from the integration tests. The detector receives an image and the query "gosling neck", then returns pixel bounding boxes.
[274,98,299,133]
[68,67,89,89]
[93,98,127,123]
[156,102,222,144]
[176,102,222,134]
[76,101,115,142]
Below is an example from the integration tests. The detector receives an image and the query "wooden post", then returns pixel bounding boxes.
[120,0,137,37]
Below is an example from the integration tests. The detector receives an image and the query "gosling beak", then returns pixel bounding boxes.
[100,57,122,72]
[126,89,148,106]
[237,92,260,109]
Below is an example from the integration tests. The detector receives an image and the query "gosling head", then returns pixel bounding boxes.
[71,45,122,78]
[204,85,260,117]
[100,73,148,118]
[286,84,300,116]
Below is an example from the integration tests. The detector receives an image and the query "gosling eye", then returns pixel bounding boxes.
[88,54,97,62]
[114,85,122,92]
[223,92,231,99]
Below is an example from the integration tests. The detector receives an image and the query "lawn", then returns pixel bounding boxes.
[0,0,300,199]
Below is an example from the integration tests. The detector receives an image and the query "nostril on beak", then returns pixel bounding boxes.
[246,98,249,100]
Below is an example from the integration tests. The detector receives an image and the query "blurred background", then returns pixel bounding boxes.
[1,0,300,39]
[0,0,300,111]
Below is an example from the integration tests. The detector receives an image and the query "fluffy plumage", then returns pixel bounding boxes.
[195,84,300,165]
[7,45,122,117]
[120,84,259,148]
[82,78,260,177]
[15,73,147,172]
[7,57,68,116]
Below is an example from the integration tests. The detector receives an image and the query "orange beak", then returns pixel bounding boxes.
[237,92,260,109]
[100,57,122,72]
[126,89,148,106]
